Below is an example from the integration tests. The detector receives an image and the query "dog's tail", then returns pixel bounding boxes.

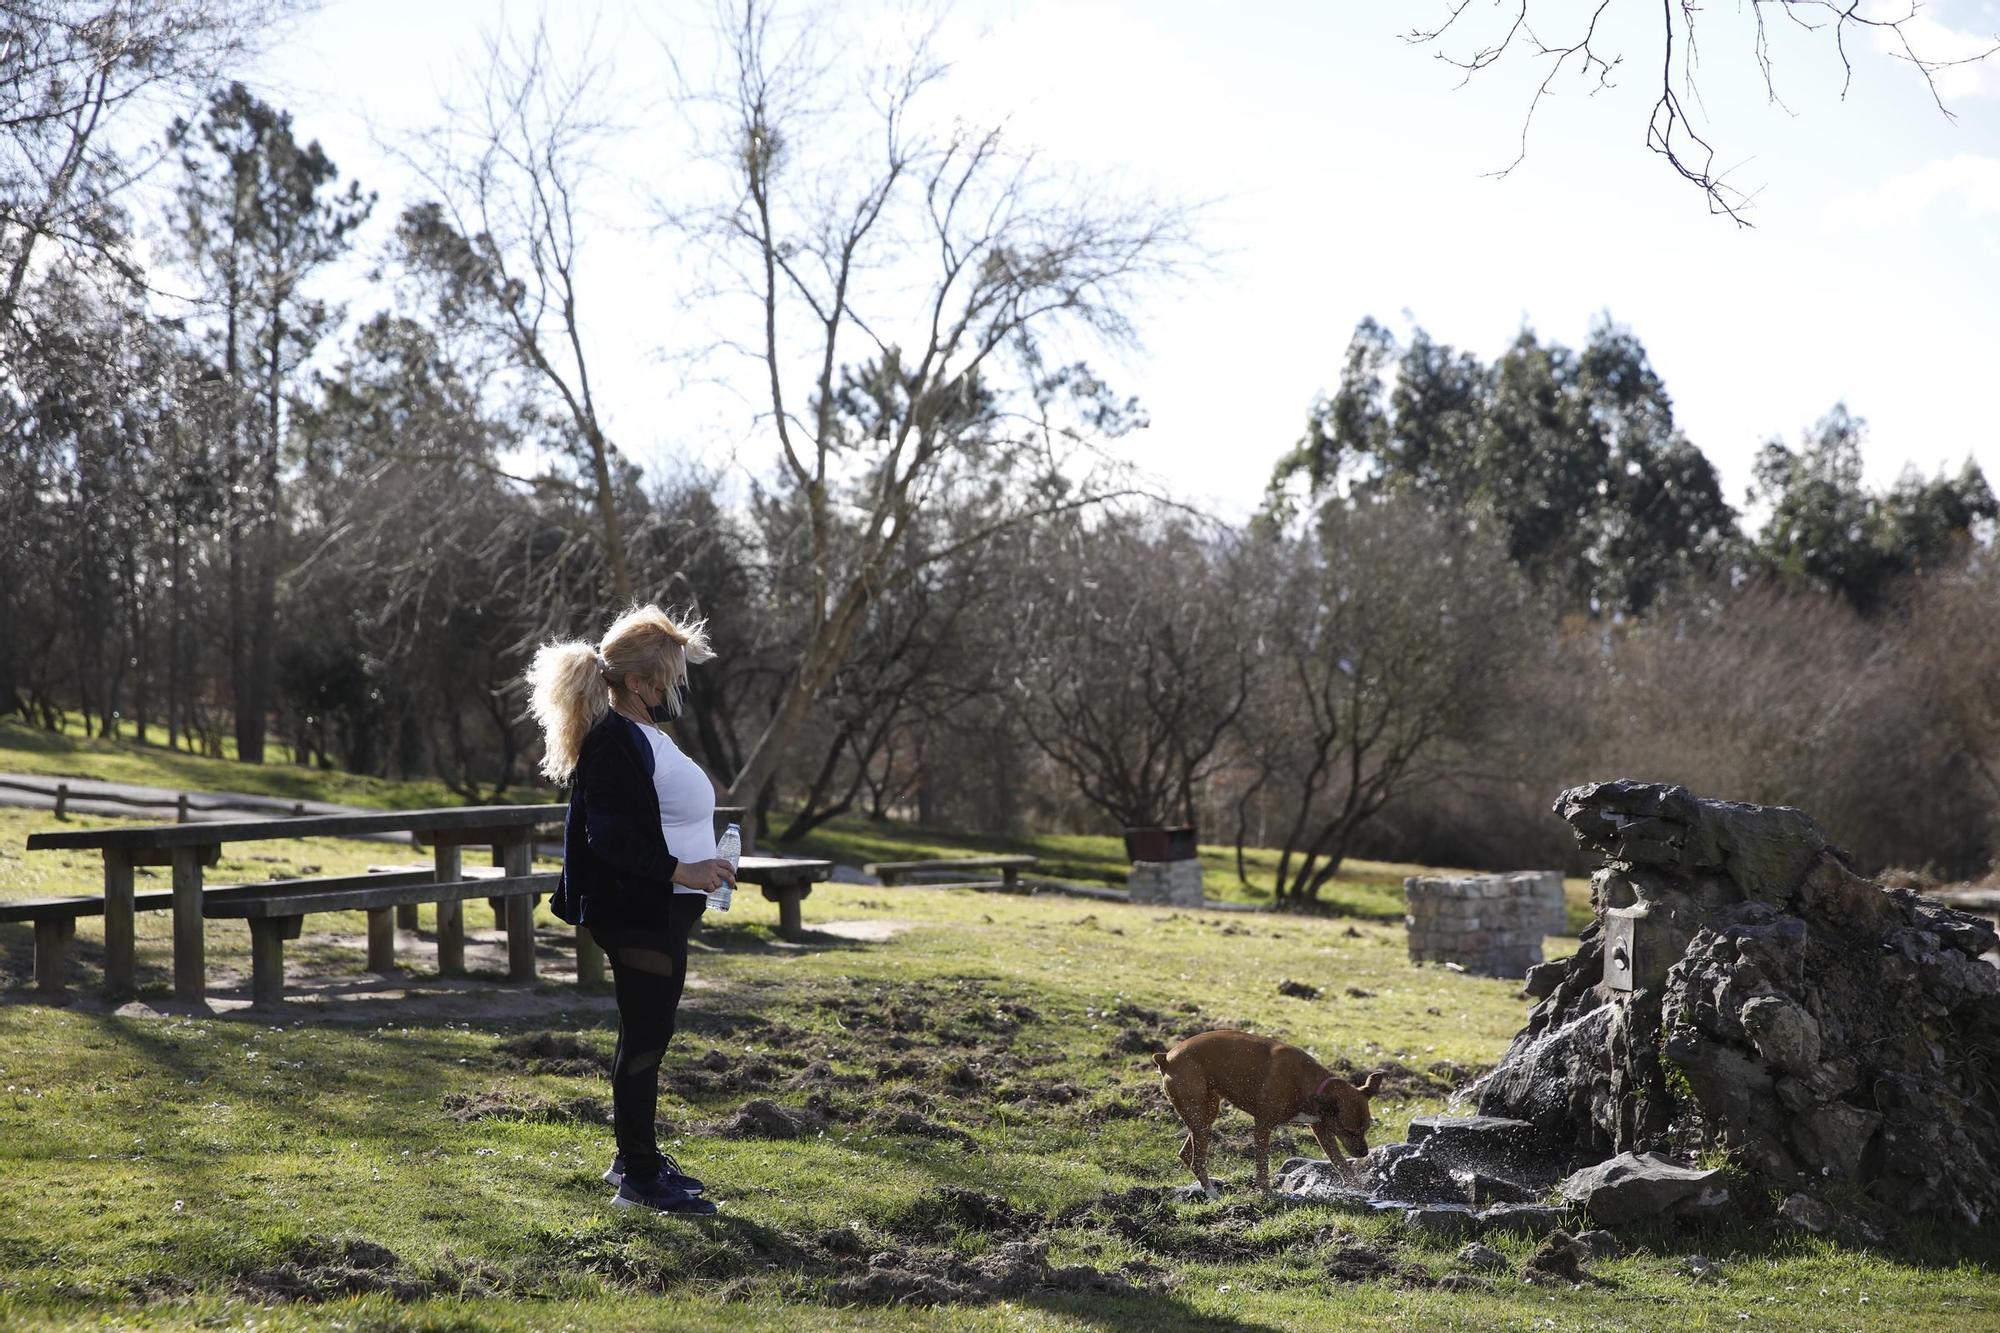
[1151,1051,1169,1071]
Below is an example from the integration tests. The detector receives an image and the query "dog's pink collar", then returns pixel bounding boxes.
[1314,1075,1340,1099]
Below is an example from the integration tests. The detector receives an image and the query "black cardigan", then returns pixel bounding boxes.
[551,712,683,928]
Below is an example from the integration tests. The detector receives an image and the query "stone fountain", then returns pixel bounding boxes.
[1281,780,2000,1236]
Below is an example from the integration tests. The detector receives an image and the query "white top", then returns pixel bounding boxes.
[639,724,717,896]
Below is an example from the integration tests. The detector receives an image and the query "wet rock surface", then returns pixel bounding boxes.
[1402,1204,1478,1239]
[1475,1203,1569,1237]
[1557,1153,1726,1225]
[1464,780,2000,1229]
[1273,1109,1566,1226]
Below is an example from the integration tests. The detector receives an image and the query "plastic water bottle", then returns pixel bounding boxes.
[709,823,741,912]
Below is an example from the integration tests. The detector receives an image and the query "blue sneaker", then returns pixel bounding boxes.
[613,1172,718,1215]
[603,1153,705,1194]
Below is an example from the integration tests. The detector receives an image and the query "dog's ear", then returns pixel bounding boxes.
[1356,1071,1380,1098]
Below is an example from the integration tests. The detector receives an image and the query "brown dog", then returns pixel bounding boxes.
[1153,1029,1379,1196]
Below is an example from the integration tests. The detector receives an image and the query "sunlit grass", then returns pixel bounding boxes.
[0,718,542,810]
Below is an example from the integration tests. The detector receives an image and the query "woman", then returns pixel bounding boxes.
[528,604,736,1215]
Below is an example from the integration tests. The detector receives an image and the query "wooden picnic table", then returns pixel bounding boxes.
[19,805,836,999]
[735,854,834,941]
[25,805,566,1002]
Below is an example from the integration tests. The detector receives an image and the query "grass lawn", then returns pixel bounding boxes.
[2,730,1987,1327]
[2,795,1996,1328]
[0,718,526,811]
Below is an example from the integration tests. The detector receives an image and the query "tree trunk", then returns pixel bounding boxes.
[238,313,286,766]
[224,279,257,763]
[131,583,149,744]
[581,422,633,607]
[166,515,183,751]
[778,724,868,842]
[1232,770,1268,886]
[725,574,877,803]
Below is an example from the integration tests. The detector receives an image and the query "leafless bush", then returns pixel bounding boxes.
[1553,581,1996,876]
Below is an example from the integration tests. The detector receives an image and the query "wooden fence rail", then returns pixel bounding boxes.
[0,776,312,822]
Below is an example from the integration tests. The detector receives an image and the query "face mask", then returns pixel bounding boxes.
[644,677,682,725]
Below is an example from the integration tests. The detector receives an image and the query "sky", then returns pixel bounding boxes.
[236,0,2000,524]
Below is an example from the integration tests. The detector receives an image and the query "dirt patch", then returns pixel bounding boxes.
[874,1110,979,1150]
[1522,1230,1594,1285]
[1098,1000,1222,1061]
[716,1097,825,1139]
[889,1186,1038,1241]
[494,1031,610,1077]
[670,1048,784,1095]
[441,1092,612,1125]
[1324,1237,1421,1284]
[1052,1186,1232,1258]
[783,1059,869,1092]
[676,1008,805,1043]
[1050,1185,1431,1283]
[830,1239,1141,1307]
[1000,1076,1086,1112]
[234,1234,481,1304]
[1110,1027,1163,1055]
[874,1055,931,1081]
[940,1058,990,1090]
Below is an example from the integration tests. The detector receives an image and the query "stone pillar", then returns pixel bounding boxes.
[1403,872,1565,978]
[1129,859,1204,907]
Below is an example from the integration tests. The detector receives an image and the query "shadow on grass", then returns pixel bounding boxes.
[1581,1209,2000,1276]
[690,919,872,956]
[1,908,883,1011]
[527,1207,1286,1332]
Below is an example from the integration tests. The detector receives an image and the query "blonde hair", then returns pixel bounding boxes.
[528,604,714,783]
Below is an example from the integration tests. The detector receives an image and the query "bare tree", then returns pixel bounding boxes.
[674,0,1196,803]
[1009,511,1255,831]
[396,16,638,605]
[772,501,1000,841]
[1248,497,1535,904]
[0,0,284,325]
[1407,1,2000,223]
[1921,561,2000,813]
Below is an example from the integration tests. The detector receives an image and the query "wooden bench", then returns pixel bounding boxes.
[23,805,567,1001]
[863,855,1038,890]
[18,804,837,998]
[0,870,440,995]
[736,855,835,940]
[205,872,557,1007]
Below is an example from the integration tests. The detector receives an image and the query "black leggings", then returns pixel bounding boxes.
[588,894,706,1183]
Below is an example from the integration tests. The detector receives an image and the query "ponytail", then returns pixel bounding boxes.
[528,641,609,783]
[528,603,715,784]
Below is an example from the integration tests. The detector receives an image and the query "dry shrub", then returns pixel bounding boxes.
[1556,581,1996,877]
